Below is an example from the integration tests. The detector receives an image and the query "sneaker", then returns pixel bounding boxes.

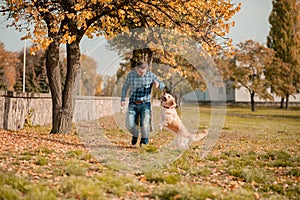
[140,138,149,146]
[131,136,138,145]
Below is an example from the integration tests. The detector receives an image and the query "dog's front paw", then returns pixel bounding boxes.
[159,123,164,131]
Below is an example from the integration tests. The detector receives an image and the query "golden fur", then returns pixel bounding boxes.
[159,93,208,149]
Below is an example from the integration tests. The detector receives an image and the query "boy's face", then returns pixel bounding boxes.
[136,67,147,77]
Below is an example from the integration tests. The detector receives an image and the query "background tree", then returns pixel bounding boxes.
[80,55,98,96]
[1,0,240,134]
[230,40,274,111]
[94,75,103,96]
[102,75,116,96]
[0,42,19,91]
[13,46,69,94]
[0,64,7,90]
[152,62,200,106]
[14,48,49,93]
[264,57,295,108]
[267,0,300,108]
[0,42,9,90]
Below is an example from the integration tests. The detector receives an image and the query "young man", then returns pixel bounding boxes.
[121,60,165,146]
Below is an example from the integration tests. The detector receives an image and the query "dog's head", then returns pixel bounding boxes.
[160,92,176,109]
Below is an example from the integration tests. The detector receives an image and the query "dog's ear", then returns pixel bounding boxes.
[163,86,171,94]
[162,87,167,93]
[170,99,177,108]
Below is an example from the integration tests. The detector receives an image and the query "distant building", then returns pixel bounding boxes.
[182,82,300,104]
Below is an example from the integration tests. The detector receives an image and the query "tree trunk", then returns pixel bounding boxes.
[45,41,63,134]
[280,98,284,108]
[46,40,81,134]
[285,94,289,109]
[250,92,256,112]
[59,41,81,133]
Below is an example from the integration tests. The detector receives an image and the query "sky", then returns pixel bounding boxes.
[0,0,273,75]
[227,0,273,44]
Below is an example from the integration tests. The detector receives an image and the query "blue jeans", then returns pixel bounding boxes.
[126,102,151,144]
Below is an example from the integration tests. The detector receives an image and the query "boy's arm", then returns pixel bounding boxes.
[153,74,165,90]
[121,75,130,102]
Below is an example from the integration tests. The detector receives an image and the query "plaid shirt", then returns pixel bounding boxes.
[121,70,165,102]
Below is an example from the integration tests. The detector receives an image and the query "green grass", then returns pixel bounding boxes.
[151,184,227,200]
[65,149,92,161]
[35,156,49,166]
[60,176,107,199]
[145,171,182,184]
[58,160,90,176]
[0,173,58,200]
[0,105,299,199]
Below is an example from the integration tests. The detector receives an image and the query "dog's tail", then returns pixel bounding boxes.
[192,130,208,141]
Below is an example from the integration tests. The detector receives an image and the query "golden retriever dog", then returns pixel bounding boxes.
[159,92,208,149]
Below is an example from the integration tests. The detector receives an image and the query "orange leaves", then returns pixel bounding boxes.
[60,32,77,44]
[66,13,76,20]
[0,128,88,184]
[2,0,241,57]
[73,3,85,11]
[37,7,49,13]
[0,109,299,199]
[0,42,20,90]
[81,10,94,20]
[118,9,126,18]
[40,37,53,49]
[85,26,98,39]
[228,40,276,100]
[231,20,236,27]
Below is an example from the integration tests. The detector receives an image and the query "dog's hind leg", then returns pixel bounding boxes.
[192,130,208,141]
[175,135,190,149]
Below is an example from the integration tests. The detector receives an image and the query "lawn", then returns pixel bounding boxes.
[0,105,299,199]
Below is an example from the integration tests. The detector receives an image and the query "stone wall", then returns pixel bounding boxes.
[0,91,125,131]
[73,96,124,122]
[0,91,52,130]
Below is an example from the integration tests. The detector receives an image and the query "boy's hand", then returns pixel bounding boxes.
[121,101,125,107]
[153,80,159,88]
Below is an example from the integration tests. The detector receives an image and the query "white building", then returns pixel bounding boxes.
[182,83,300,104]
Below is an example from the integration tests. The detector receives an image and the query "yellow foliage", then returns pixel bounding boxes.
[3,0,241,56]
[67,13,76,20]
